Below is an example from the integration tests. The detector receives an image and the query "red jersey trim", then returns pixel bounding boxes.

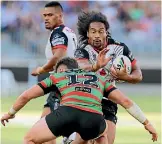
[52,45,67,50]
[131,59,137,67]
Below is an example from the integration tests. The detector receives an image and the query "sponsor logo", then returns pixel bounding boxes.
[75,86,91,93]
[51,37,65,46]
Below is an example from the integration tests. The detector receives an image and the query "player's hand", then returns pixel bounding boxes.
[31,67,44,76]
[1,113,15,126]
[144,123,158,142]
[110,64,129,81]
[96,48,112,69]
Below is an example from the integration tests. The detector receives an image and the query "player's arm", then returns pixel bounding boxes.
[31,32,68,76]
[75,48,111,72]
[104,82,158,142]
[111,43,143,83]
[1,76,57,126]
[123,43,143,83]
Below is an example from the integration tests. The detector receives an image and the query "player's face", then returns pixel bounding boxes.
[87,22,107,50]
[56,64,68,73]
[42,7,60,30]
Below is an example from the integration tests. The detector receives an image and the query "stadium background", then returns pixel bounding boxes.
[1,1,161,144]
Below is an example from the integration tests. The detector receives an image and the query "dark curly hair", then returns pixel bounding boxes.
[77,11,111,44]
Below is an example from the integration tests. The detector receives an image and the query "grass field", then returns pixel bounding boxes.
[1,95,161,144]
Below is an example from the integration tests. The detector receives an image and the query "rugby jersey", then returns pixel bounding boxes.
[38,69,116,115]
[75,38,136,84]
[45,25,77,67]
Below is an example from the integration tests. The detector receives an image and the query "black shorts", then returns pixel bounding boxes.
[44,91,60,112]
[44,92,118,124]
[102,98,118,124]
[45,106,106,140]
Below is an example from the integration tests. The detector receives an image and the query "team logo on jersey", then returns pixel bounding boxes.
[74,50,84,58]
[51,37,65,46]
[53,34,60,39]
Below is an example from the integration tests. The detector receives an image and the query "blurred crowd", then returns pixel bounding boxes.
[1,1,161,58]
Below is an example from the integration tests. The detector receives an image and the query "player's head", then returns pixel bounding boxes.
[55,57,79,72]
[77,11,109,50]
[43,1,63,30]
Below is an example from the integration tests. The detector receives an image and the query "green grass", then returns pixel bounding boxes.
[1,95,160,113]
[1,95,161,144]
[1,96,47,114]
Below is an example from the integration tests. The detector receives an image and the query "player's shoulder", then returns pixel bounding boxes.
[51,25,65,34]
[108,38,128,47]
[62,26,75,34]
[50,72,64,78]
[49,25,69,46]
[108,38,131,54]
[50,25,66,39]
[74,47,90,59]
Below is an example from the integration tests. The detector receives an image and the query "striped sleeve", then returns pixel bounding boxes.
[37,76,58,94]
[104,81,117,98]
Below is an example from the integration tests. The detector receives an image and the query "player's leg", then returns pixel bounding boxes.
[25,106,78,144]
[105,120,116,144]
[24,117,57,144]
[79,110,107,142]
[94,133,108,144]
[41,91,60,144]
[93,120,108,144]
[71,133,89,144]
[101,99,118,144]
[73,133,95,144]
[41,107,51,118]
[41,108,56,144]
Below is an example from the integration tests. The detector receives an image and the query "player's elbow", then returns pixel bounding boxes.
[120,97,133,109]
[20,91,32,103]
[138,74,143,82]
[136,74,143,83]
[130,74,143,84]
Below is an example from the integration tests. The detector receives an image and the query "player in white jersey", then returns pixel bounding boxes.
[74,11,143,144]
[31,2,77,144]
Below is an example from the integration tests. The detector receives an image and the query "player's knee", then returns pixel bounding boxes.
[95,135,107,144]
[107,135,115,144]
[24,133,35,144]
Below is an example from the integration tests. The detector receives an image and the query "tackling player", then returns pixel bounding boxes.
[1,57,157,144]
[31,1,77,144]
[74,11,143,144]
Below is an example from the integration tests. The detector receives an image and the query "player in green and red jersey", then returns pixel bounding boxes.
[1,56,157,144]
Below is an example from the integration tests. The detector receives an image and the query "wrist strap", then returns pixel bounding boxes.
[37,67,45,74]
[8,107,17,116]
[144,122,151,126]
[92,64,98,71]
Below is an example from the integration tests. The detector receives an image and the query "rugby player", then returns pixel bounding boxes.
[1,57,157,144]
[31,1,77,144]
[74,11,143,144]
